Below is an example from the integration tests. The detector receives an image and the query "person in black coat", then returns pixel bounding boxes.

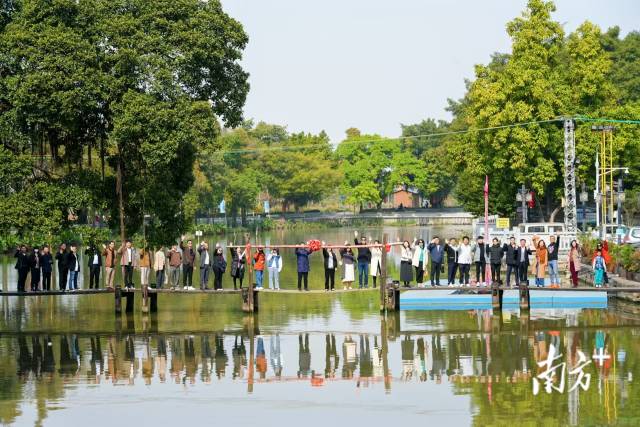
[14,245,30,293]
[66,244,81,291]
[516,239,533,285]
[55,243,69,291]
[354,231,371,289]
[444,239,459,286]
[28,247,42,291]
[502,237,519,287]
[40,245,54,291]
[322,243,338,291]
[488,238,504,284]
[211,247,227,290]
[85,244,102,289]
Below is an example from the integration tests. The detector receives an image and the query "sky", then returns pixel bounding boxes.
[220,0,640,144]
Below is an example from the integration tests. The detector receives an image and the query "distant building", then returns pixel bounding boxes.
[382,185,424,209]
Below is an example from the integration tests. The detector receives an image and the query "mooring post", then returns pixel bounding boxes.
[245,233,254,313]
[125,289,134,313]
[385,283,400,311]
[380,233,389,312]
[519,283,530,311]
[114,286,122,314]
[149,283,158,313]
[491,282,503,310]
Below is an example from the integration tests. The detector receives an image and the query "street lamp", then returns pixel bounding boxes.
[516,185,532,223]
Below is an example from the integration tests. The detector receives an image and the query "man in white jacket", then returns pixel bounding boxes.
[456,236,473,286]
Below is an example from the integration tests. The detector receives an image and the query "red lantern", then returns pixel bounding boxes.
[528,191,536,209]
[308,239,322,252]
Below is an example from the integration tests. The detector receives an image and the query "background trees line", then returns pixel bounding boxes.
[1,0,640,248]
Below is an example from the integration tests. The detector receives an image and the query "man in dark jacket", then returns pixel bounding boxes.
[427,237,445,286]
[295,244,313,291]
[354,231,371,289]
[67,243,80,291]
[502,237,519,287]
[322,243,338,291]
[40,245,53,291]
[55,243,69,291]
[488,238,504,284]
[28,247,42,291]
[473,236,490,286]
[85,244,102,289]
[180,237,196,290]
[444,238,459,286]
[548,235,560,287]
[14,245,30,293]
[516,239,533,285]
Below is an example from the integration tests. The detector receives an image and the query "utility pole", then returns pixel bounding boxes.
[617,176,623,243]
[516,184,528,224]
[563,119,578,235]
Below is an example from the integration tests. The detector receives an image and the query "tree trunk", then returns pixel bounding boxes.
[87,141,92,168]
[116,151,126,242]
[100,138,105,181]
[549,206,561,223]
[241,207,246,227]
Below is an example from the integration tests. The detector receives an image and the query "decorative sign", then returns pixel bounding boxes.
[219,199,226,214]
[496,218,510,229]
[264,200,270,214]
[195,230,203,237]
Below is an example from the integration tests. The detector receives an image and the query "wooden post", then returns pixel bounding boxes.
[245,233,254,313]
[385,284,400,311]
[125,290,134,313]
[114,286,122,314]
[519,283,530,311]
[380,233,388,312]
[491,282,503,310]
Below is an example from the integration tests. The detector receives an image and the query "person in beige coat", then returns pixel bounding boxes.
[117,240,139,289]
[154,246,166,289]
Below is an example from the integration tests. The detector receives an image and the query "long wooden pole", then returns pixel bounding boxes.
[245,233,253,311]
[380,233,388,312]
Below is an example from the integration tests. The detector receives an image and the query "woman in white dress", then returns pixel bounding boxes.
[341,246,356,289]
[370,239,382,288]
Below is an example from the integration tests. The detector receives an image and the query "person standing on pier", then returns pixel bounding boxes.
[253,247,266,289]
[29,246,41,291]
[295,243,313,291]
[593,249,606,288]
[400,240,413,287]
[55,243,68,291]
[154,246,166,289]
[168,244,182,290]
[457,237,472,286]
[212,247,226,290]
[14,245,30,293]
[533,237,548,288]
[85,243,102,289]
[547,235,560,287]
[427,237,444,287]
[370,240,382,288]
[503,237,519,288]
[516,239,532,285]
[180,238,196,290]
[341,245,356,289]
[102,241,117,290]
[412,239,427,286]
[41,245,53,291]
[472,236,489,286]
[267,248,283,290]
[197,242,211,290]
[118,240,138,289]
[67,243,80,291]
[230,247,246,290]
[568,240,580,288]
[354,231,371,289]
[322,243,338,291]
[139,246,152,289]
[488,238,504,285]
[444,238,459,287]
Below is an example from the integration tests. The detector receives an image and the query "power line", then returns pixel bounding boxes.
[211,118,564,155]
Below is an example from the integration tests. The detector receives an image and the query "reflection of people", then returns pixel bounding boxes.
[401,335,414,380]
[298,333,311,378]
[256,337,267,379]
[324,334,339,378]
[232,336,247,379]
[342,335,357,379]
[359,335,373,378]
[270,334,283,378]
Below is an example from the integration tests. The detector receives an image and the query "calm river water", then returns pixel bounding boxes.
[1,227,639,426]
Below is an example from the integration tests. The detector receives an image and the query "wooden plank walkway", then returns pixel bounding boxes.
[0,287,380,296]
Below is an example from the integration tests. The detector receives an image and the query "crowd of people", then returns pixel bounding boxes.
[12,230,608,292]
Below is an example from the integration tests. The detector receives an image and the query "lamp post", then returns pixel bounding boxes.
[516,185,530,224]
